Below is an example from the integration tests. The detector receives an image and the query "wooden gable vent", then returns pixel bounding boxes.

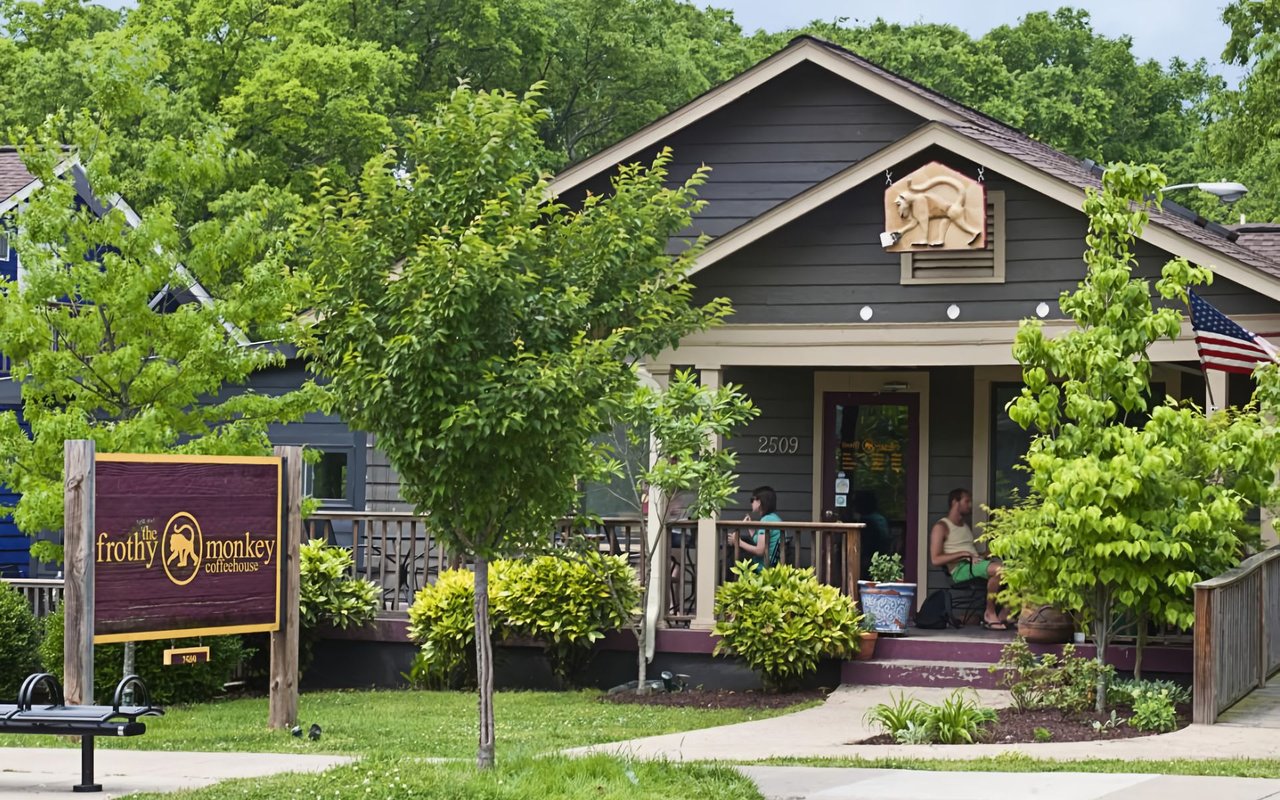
[900,191,1005,284]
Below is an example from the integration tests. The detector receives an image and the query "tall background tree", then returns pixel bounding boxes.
[299,85,730,768]
[0,122,325,561]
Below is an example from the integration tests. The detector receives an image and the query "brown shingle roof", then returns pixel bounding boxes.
[0,148,36,202]
[1232,225,1280,265]
[803,36,1280,279]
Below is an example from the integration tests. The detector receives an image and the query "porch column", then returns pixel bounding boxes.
[693,365,722,631]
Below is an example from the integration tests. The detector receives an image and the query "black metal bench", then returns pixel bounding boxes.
[0,672,164,792]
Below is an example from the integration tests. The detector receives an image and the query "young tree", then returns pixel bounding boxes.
[984,163,1280,707]
[299,85,730,768]
[0,128,326,560]
[600,370,757,695]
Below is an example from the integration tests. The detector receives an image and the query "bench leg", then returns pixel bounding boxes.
[74,735,102,792]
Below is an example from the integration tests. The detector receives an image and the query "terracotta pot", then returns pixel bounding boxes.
[855,631,878,661]
[1017,603,1074,644]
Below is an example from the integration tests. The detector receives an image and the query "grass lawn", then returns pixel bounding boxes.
[0,688,811,758]
[0,689,814,800]
[127,756,758,800]
[756,754,1280,778]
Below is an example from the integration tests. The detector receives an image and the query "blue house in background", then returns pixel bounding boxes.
[0,147,368,576]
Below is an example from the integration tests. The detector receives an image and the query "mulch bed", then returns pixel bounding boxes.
[600,688,829,710]
[858,704,1191,744]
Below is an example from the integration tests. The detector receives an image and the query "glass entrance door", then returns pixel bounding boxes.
[822,392,920,584]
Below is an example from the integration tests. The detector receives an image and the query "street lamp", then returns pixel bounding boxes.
[1162,182,1249,203]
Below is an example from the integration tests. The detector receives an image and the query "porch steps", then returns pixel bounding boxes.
[842,657,1002,689]
[840,630,1192,688]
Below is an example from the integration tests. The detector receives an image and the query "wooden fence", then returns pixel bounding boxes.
[1193,544,1280,723]
[1,577,64,618]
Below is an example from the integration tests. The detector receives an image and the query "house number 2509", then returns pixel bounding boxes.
[757,436,799,454]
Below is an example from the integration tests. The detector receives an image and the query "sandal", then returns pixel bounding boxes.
[981,619,1011,631]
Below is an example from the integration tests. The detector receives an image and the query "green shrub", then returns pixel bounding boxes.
[407,568,480,689]
[863,691,929,739]
[0,584,40,700]
[929,689,996,744]
[38,606,246,705]
[992,637,1113,712]
[864,689,996,744]
[1129,688,1179,732]
[299,539,380,632]
[1109,678,1191,708]
[712,563,860,691]
[492,551,640,686]
[1033,726,1053,742]
[867,551,904,583]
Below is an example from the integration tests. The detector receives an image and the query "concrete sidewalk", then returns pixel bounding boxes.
[572,684,1280,762]
[739,767,1280,800]
[0,748,352,798]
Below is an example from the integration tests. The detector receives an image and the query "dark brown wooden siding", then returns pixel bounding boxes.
[564,62,925,244]
[722,366,816,520]
[693,150,1280,324]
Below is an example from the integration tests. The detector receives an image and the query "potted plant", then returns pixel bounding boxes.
[858,552,917,634]
[854,612,878,661]
[1016,595,1074,644]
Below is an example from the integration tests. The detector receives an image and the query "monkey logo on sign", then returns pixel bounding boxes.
[161,511,204,586]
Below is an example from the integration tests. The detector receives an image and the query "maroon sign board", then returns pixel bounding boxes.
[93,453,283,644]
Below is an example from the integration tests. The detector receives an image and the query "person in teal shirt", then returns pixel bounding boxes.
[729,485,783,570]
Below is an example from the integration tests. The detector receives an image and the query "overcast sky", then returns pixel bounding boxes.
[715,0,1245,85]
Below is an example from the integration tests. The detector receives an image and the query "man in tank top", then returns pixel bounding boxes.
[928,488,1008,629]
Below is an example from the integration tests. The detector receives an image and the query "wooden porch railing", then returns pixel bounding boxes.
[1,577,64,618]
[1193,544,1280,723]
[307,511,865,624]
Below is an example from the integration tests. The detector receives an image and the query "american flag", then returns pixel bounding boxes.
[1190,290,1280,374]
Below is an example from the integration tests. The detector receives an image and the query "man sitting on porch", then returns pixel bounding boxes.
[929,488,1009,630]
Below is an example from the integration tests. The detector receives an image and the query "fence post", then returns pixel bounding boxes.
[1193,584,1216,724]
[1261,563,1270,690]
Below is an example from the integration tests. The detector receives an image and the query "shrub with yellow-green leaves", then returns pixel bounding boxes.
[407,552,640,688]
[712,563,861,691]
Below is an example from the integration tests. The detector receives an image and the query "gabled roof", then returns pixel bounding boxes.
[551,35,1280,299]
[0,149,35,201]
[1233,224,1280,265]
[0,149,237,339]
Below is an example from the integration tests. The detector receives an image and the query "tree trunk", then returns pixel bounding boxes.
[635,552,654,696]
[474,555,495,769]
[1093,586,1112,713]
[1134,613,1147,680]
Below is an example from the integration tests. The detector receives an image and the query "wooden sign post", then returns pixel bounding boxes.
[269,445,302,730]
[63,440,96,706]
[61,441,300,726]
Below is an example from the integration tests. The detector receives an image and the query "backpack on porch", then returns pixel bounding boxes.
[915,589,955,629]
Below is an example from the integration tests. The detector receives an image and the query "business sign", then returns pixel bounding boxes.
[93,454,282,643]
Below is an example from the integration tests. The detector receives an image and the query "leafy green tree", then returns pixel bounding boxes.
[984,163,1280,706]
[601,369,757,695]
[1191,0,1280,222]
[757,9,1219,169]
[0,126,325,560]
[299,85,729,768]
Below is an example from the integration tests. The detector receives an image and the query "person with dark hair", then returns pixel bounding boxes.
[852,490,892,578]
[929,488,1008,629]
[728,485,782,570]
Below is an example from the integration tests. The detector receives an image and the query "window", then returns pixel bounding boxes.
[988,380,1167,511]
[900,191,1005,284]
[304,450,351,504]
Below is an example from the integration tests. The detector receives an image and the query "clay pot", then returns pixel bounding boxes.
[1017,604,1074,644]
[855,631,878,661]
